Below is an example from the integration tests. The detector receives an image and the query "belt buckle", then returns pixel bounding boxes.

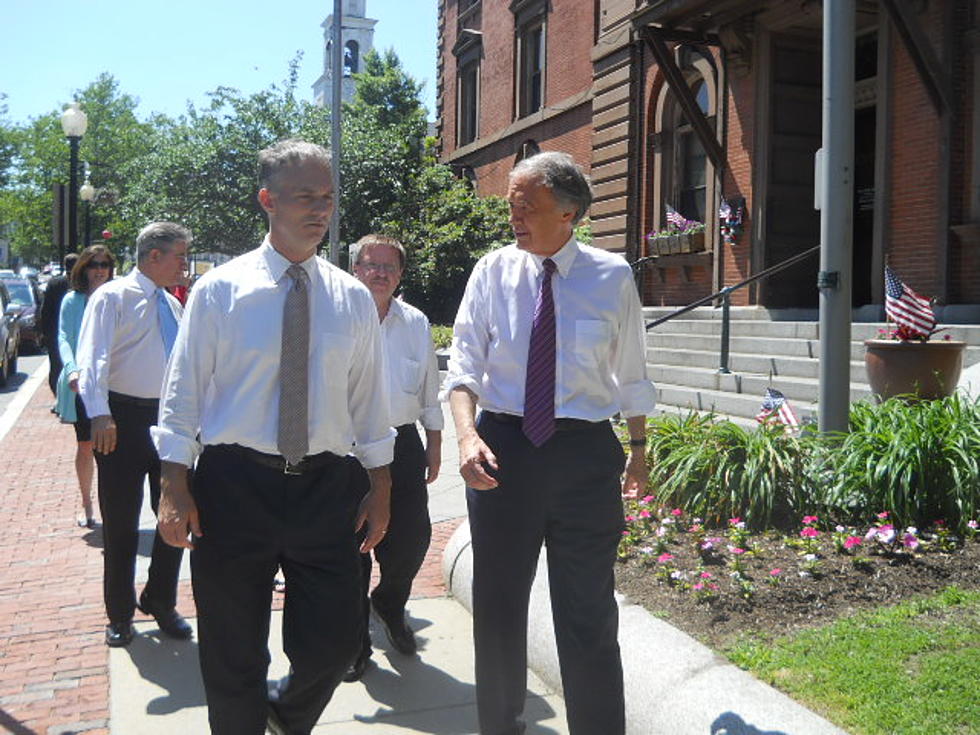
[283,460,303,476]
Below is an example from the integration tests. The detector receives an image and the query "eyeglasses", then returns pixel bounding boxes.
[357,262,401,275]
[86,261,111,270]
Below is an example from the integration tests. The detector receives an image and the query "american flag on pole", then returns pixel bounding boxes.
[884,266,935,337]
[665,204,688,229]
[755,388,800,429]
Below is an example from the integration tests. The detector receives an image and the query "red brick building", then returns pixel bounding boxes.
[437,0,980,317]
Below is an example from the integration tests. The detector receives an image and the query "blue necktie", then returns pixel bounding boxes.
[156,288,178,357]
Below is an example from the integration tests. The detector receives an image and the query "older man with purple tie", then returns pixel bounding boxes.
[444,151,656,735]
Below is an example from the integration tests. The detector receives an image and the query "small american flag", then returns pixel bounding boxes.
[665,204,688,229]
[755,388,800,429]
[884,266,935,337]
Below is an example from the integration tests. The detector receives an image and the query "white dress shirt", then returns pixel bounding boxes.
[443,237,656,420]
[151,237,396,469]
[78,269,182,417]
[382,299,444,431]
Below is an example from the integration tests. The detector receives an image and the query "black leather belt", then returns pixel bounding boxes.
[482,411,603,432]
[108,391,159,408]
[223,444,343,475]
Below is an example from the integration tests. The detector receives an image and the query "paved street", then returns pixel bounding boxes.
[0,360,568,734]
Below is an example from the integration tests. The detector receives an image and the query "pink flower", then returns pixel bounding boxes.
[693,582,704,591]
[800,527,820,539]
[708,583,720,591]
[657,553,675,564]
[877,511,890,520]
[844,536,862,550]
[671,508,683,517]
[621,530,630,536]
[902,533,920,550]
[876,524,896,544]
[625,515,635,522]
[700,540,715,550]
[864,526,878,542]
[688,524,703,533]
[769,568,782,576]
[641,495,655,504]
[639,510,652,519]
[700,571,713,579]
[968,520,978,530]
[729,517,742,526]
[729,547,746,555]
[802,515,819,525]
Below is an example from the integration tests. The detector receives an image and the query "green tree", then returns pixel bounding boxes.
[0,74,156,264]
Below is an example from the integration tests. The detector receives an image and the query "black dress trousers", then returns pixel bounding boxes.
[94,393,183,624]
[190,445,363,735]
[353,423,431,652]
[467,415,627,735]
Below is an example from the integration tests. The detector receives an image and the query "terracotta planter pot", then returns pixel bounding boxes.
[864,339,966,400]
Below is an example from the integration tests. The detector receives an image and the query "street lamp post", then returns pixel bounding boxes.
[79,165,95,249]
[60,102,88,260]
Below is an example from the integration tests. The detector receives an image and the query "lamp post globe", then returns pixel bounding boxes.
[80,175,95,249]
[60,103,88,259]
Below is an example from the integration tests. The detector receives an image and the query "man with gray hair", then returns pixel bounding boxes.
[77,221,192,648]
[153,139,393,734]
[445,151,656,734]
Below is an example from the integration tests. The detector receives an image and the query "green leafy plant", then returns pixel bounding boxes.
[430,324,453,351]
[816,395,980,532]
[645,412,816,530]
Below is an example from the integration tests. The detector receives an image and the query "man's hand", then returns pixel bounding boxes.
[621,449,649,499]
[355,466,391,552]
[158,461,202,549]
[458,430,498,490]
[91,415,118,454]
[68,371,80,393]
[425,430,442,484]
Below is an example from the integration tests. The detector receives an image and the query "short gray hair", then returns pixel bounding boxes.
[510,151,593,225]
[350,234,406,270]
[259,139,332,192]
[136,221,192,263]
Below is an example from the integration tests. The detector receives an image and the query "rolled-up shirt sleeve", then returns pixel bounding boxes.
[151,284,215,467]
[440,261,489,401]
[349,294,396,469]
[77,289,115,418]
[612,274,657,418]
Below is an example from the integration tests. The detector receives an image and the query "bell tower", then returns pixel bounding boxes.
[313,0,378,105]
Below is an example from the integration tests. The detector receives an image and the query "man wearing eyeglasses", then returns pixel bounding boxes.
[77,221,193,648]
[345,234,442,681]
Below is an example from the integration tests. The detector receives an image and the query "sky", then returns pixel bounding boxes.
[1,0,438,124]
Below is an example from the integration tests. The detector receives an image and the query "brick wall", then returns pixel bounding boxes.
[438,0,596,199]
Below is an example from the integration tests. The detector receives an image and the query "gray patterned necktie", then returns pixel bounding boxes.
[278,264,310,465]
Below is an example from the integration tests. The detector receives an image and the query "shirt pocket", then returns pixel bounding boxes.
[399,356,422,394]
[575,319,612,368]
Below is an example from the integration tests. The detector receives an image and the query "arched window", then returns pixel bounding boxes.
[650,51,718,238]
[344,41,360,76]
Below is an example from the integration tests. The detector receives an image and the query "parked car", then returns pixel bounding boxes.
[4,278,43,352]
[0,281,20,386]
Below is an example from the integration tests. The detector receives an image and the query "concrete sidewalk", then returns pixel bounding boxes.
[0,362,847,734]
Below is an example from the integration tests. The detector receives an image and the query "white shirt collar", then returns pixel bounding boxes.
[133,268,160,296]
[259,235,319,284]
[528,235,579,278]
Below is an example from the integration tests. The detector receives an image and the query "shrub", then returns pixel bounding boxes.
[430,324,453,351]
[644,412,816,531]
[816,395,980,532]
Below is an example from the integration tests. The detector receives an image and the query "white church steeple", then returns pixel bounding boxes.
[313,0,378,106]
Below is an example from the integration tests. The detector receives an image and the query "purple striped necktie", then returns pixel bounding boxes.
[523,258,557,447]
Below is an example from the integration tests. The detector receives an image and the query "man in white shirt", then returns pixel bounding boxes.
[77,221,192,648]
[445,151,656,735]
[153,139,394,735]
[345,234,442,681]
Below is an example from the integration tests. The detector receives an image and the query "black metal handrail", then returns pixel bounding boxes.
[633,245,820,373]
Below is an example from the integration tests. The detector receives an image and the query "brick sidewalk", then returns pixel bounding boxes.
[0,377,463,735]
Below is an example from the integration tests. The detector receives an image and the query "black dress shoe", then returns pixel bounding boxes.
[372,604,416,655]
[105,621,134,647]
[342,648,372,682]
[137,594,193,640]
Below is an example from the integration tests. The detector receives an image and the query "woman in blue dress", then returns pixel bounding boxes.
[56,245,114,527]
